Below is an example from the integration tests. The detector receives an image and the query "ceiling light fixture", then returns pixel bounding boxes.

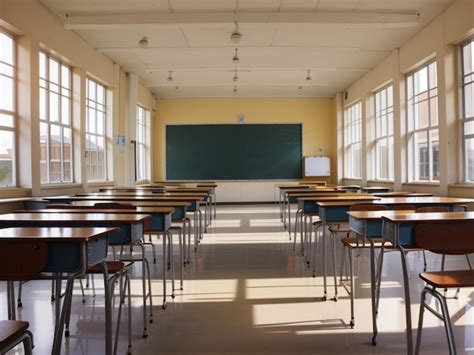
[297,86,303,91]
[305,70,312,81]
[233,85,238,94]
[233,69,239,82]
[138,36,148,48]
[232,48,240,64]
[167,70,173,83]
[230,21,242,44]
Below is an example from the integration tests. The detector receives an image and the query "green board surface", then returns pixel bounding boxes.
[166,124,302,180]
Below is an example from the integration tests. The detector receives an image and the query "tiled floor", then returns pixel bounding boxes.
[2,204,474,354]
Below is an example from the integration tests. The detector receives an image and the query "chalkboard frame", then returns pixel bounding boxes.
[165,123,303,181]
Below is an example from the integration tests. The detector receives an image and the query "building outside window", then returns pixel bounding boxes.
[85,78,107,182]
[344,102,362,179]
[39,52,73,184]
[374,85,394,180]
[407,61,439,182]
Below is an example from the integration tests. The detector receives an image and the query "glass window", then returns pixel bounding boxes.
[344,102,362,179]
[374,85,394,180]
[461,40,474,182]
[0,30,16,187]
[39,52,73,184]
[407,61,439,182]
[85,78,107,182]
[136,106,148,182]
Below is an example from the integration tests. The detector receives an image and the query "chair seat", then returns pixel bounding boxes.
[341,237,393,249]
[328,226,351,233]
[420,270,474,288]
[0,320,29,348]
[87,261,130,274]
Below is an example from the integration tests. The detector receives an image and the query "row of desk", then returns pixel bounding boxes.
[276,182,473,355]
[0,182,218,355]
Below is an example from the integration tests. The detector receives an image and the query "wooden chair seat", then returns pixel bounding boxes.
[87,261,131,274]
[0,320,29,348]
[420,270,474,288]
[328,226,351,233]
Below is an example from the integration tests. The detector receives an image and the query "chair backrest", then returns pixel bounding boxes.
[349,204,387,212]
[93,202,137,210]
[0,242,47,280]
[415,222,474,255]
[416,206,449,213]
[393,205,416,211]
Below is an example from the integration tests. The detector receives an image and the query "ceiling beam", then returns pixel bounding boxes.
[146,82,329,88]
[144,66,371,73]
[64,11,420,30]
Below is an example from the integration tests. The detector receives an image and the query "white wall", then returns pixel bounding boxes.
[337,0,474,197]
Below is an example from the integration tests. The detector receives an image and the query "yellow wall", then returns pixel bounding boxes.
[153,98,336,182]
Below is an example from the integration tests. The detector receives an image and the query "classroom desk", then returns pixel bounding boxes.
[346,209,474,354]
[372,192,433,198]
[0,213,155,336]
[0,226,117,355]
[315,198,381,300]
[340,185,361,192]
[361,186,392,194]
[18,208,181,303]
[381,212,474,355]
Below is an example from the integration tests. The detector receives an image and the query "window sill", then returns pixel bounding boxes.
[343,178,362,181]
[0,187,32,199]
[41,183,82,190]
[87,181,115,188]
[367,180,394,184]
[448,184,474,189]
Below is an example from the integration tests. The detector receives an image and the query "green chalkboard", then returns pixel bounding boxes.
[166,124,302,180]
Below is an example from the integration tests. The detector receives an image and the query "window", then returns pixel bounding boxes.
[135,106,148,182]
[0,31,16,187]
[344,102,362,179]
[85,78,107,182]
[461,40,474,182]
[374,85,394,180]
[407,61,439,182]
[39,52,73,184]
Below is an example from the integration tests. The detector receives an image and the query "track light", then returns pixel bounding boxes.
[138,36,148,48]
[233,69,239,82]
[305,70,312,81]
[232,48,240,64]
[233,86,238,94]
[230,21,242,44]
[167,71,173,83]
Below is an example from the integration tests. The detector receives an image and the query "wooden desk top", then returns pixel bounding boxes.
[309,195,380,203]
[361,186,391,191]
[0,227,117,242]
[317,201,377,207]
[287,190,345,196]
[276,184,313,189]
[347,210,413,220]
[373,192,433,197]
[382,211,474,222]
[374,197,474,205]
[48,195,204,202]
[18,207,175,215]
[340,185,361,189]
[72,200,191,208]
[297,194,364,201]
[81,192,208,198]
[0,213,150,224]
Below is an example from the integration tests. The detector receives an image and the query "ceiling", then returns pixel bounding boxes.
[40,0,454,99]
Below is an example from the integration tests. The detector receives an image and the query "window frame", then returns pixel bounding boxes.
[39,50,74,185]
[135,105,148,182]
[0,28,17,188]
[460,38,474,183]
[406,60,440,183]
[85,77,108,182]
[373,84,394,181]
[343,101,362,179]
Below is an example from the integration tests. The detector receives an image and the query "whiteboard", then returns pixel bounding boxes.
[304,156,330,177]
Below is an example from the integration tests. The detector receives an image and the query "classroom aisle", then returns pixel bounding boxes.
[2,204,474,354]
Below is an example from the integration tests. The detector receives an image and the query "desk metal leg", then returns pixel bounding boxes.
[162,232,167,309]
[323,225,327,301]
[398,245,414,355]
[7,281,15,320]
[287,202,292,238]
[369,239,379,345]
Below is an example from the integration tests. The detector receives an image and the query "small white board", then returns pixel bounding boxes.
[304,156,330,177]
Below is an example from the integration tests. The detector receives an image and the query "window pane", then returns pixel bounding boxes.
[61,96,71,125]
[39,52,47,79]
[61,65,70,89]
[0,33,13,64]
[0,75,14,111]
[0,113,14,128]
[0,130,14,187]
[466,137,474,182]
[49,92,59,122]
[414,131,428,181]
[40,122,49,183]
[49,58,59,84]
